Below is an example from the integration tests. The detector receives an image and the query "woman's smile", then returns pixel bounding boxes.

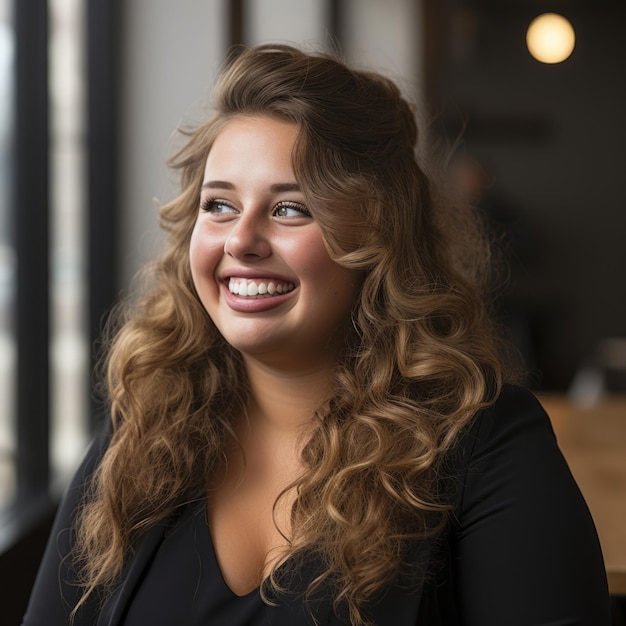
[219,272,299,313]
[227,277,295,298]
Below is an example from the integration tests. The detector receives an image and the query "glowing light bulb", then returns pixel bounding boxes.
[526,13,576,64]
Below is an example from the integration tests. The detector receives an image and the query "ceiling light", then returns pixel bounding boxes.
[526,13,575,64]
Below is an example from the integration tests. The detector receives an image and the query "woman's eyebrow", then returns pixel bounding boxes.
[201,180,234,190]
[270,182,301,193]
[201,181,301,193]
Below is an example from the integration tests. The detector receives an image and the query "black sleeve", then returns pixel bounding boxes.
[21,419,112,626]
[453,386,611,626]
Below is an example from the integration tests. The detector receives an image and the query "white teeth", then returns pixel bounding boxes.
[228,278,294,298]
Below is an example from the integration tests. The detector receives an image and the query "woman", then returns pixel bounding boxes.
[23,44,609,625]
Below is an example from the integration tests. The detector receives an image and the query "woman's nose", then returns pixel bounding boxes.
[223,211,272,260]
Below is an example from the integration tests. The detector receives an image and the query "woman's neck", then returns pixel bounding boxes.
[242,355,334,435]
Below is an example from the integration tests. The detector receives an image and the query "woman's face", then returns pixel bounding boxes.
[189,115,361,370]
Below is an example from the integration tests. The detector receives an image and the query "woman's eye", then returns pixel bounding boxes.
[200,198,237,215]
[274,201,312,219]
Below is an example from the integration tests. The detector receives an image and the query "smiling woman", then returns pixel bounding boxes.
[22,44,610,626]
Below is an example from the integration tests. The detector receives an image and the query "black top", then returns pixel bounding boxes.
[22,386,611,625]
[122,501,271,625]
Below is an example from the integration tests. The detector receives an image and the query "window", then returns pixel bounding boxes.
[0,0,117,544]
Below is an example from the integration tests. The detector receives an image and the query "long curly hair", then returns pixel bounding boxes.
[72,44,507,623]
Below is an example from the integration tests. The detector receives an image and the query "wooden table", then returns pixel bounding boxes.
[538,394,626,595]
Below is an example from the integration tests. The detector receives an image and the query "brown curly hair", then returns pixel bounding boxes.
[72,44,507,624]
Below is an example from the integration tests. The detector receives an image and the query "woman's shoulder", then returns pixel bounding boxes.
[452,383,589,522]
[457,384,556,468]
[444,394,610,624]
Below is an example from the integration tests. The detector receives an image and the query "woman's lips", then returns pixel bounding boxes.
[221,277,297,312]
